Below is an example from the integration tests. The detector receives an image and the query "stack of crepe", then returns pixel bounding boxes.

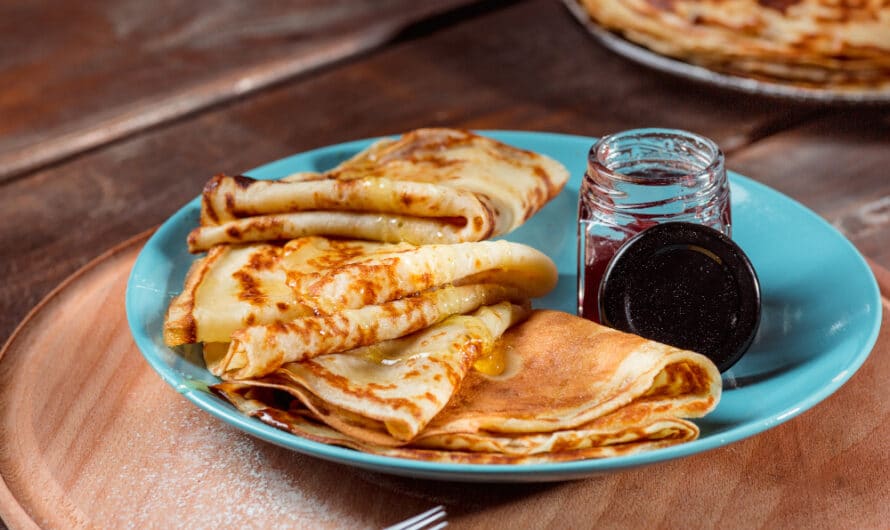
[164,128,722,463]
[579,0,890,91]
[213,310,722,463]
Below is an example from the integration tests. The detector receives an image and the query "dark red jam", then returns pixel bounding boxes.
[579,218,657,323]
[577,129,732,323]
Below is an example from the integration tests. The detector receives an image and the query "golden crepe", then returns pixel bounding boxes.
[186,128,569,252]
[213,310,722,462]
[164,236,557,347]
[578,0,890,90]
[216,302,531,444]
[294,237,560,314]
[164,236,557,382]
[222,283,524,379]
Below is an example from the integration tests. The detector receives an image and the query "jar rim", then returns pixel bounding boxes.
[590,128,724,184]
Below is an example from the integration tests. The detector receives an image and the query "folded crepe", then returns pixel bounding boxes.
[164,236,557,348]
[215,302,531,443]
[222,283,526,380]
[186,128,570,252]
[213,309,722,462]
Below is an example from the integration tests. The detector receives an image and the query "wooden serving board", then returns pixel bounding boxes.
[1,234,888,529]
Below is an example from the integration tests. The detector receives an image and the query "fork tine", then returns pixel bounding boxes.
[384,505,447,530]
[402,508,447,530]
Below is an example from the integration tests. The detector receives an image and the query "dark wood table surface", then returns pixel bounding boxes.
[1,1,888,528]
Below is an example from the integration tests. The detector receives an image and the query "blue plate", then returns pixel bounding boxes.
[126,132,882,482]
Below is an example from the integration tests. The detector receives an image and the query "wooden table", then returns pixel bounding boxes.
[1,1,887,528]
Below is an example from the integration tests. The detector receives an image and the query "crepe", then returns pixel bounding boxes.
[221,283,524,379]
[164,237,403,345]
[186,128,569,252]
[294,238,559,314]
[163,236,557,348]
[213,310,722,461]
[163,242,311,346]
[210,402,700,463]
[579,0,890,90]
[215,302,531,444]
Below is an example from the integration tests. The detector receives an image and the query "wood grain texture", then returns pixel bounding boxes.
[727,109,890,266]
[0,0,835,345]
[0,0,478,182]
[0,237,429,529]
[1,235,888,529]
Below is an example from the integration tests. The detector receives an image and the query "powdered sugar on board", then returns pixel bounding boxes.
[66,379,369,529]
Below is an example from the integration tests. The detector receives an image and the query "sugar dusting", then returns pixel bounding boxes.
[73,398,370,529]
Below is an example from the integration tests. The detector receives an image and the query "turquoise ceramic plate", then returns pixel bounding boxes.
[126,132,882,482]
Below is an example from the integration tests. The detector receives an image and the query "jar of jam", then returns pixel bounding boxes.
[578,128,731,323]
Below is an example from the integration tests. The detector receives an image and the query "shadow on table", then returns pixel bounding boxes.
[350,468,563,511]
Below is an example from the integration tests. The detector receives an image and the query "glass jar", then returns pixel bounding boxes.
[578,128,731,323]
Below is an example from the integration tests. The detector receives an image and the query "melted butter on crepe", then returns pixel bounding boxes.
[295,240,558,313]
[213,310,722,461]
[187,128,569,252]
[164,236,557,347]
[220,283,525,379]
[214,302,530,444]
[164,238,397,345]
[163,243,311,345]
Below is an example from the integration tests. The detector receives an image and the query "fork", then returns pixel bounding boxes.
[383,505,448,530]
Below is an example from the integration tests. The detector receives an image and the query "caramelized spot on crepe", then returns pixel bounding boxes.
[225,225,242,239]
[646,0,677,9]
[248,247,279,271]
[201,176,223,224]
[232,174,255,189]
[225,192,236,212]
[758,0,801,14]
[233,270,267,305]
[296,239,378,270]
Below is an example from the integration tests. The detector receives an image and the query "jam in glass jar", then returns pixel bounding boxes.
[578,128,732,323]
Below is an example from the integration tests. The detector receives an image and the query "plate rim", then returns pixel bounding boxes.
[125,130,882,480]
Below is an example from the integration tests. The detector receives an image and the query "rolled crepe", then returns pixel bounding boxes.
[187,128,569,252]
[213,310,722,461]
